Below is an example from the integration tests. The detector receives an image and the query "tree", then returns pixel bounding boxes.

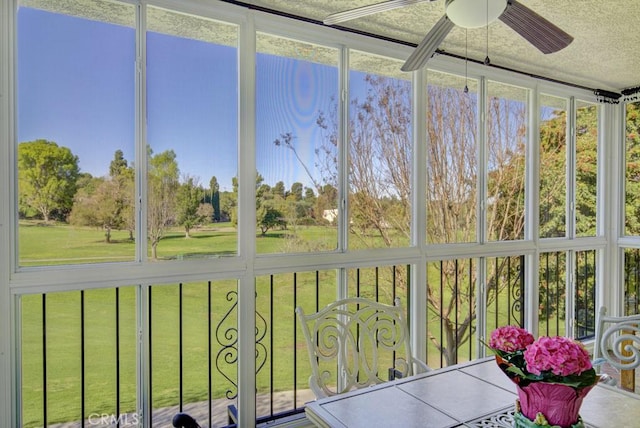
[625,102,640,234]
[219,190,235,222]
[109,150,135,241]
[148,149,179,259]
[575,104,598,236]
[69,177,124,243]
[279,75,530,366]
[257,201,285,235]
[424,86,531,364]
[486,96,526,241]
[314,184,338,224]
[209,176,221,222]
[197,202,214,224]
[539,109,568,238]
[304,187,317,221]
[176,176,206,238]
[110,149,129,177]
[274,132,323,190]
[18,139,80,222]
[273,181,286,199]
[68,175,104,232]
[229,173,274,231]
[70,150,135,243]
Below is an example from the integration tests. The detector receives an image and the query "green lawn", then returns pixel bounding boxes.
[18,222,349,426]
[18,220,341,265]
[17,222,563,426]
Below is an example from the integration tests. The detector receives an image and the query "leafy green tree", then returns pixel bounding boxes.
[110,149,129,177]
[176,176,206,238]
[289,182,303,201]
[304,187,317,220]
[68,175,104,231]
[148,149,179,259]
[273,181,286,199]
[18,139,80,222]
[209,176,221,222]
[625,102,640,234]
[230,173,271,230]
[230,176,239,227]
[257,200,285,236]
[539,110,568,238]
[575,104,598,236]
[67,149,135,243]
[69,177,124,243]
[109,150,135,240]
[219,190,235,223]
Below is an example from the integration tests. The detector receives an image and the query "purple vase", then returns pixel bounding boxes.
[516,382,594,428]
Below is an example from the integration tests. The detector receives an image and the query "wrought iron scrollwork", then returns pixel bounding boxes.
[216,290,239,399]
[509,255,525,327]
[215,290,269,399]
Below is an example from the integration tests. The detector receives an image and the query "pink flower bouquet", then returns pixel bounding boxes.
[488,326,598,428]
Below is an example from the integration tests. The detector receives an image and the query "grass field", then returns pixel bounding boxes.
[19,223,338,267]
[17,221,564,426]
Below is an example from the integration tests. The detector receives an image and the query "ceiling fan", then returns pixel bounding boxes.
[323,0,574,72]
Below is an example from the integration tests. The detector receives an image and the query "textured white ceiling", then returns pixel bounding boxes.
[231,0,640,93]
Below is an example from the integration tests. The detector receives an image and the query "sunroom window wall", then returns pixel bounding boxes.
[2,1,619,427]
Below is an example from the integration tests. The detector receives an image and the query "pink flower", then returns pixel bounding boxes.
[489,325,535,353]
[524,336,592,377]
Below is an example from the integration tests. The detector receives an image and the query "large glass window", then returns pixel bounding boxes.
[146,7,238,260]
[348,51,412,249]
[426,71,478,244]
[255,33,339,253]
[539,94,568,238]
[7,1,619,425]
[486,82,527,241]
[575,100,598,237]
[17,0,136,266]
[625,101,640,236]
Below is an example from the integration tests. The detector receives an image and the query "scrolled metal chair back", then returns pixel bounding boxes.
[594,306,640,371]
[296,297,429,399]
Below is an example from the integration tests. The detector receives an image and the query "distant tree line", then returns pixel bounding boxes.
[17,140,335,258]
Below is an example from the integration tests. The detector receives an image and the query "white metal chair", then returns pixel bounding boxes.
[296,297,430,399]
[593,306,640,386]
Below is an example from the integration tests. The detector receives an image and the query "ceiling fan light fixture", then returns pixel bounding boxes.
[445,0,507,28]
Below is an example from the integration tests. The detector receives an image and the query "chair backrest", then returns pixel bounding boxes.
[296,297,429,399]
[593,306,640,371]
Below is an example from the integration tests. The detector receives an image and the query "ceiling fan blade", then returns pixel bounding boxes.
[499,0,573,54]
[401,14,455,72]
[324,0,434,26]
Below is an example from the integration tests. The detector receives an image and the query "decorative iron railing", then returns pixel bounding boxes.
[20,254,603,427]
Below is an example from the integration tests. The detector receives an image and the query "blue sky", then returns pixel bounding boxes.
[17,6,337,192]
[18,8,136,178]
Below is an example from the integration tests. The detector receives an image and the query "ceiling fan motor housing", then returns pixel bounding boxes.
[445,0,507,28]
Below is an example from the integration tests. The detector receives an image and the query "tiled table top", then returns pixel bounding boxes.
[305,358,640,428]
